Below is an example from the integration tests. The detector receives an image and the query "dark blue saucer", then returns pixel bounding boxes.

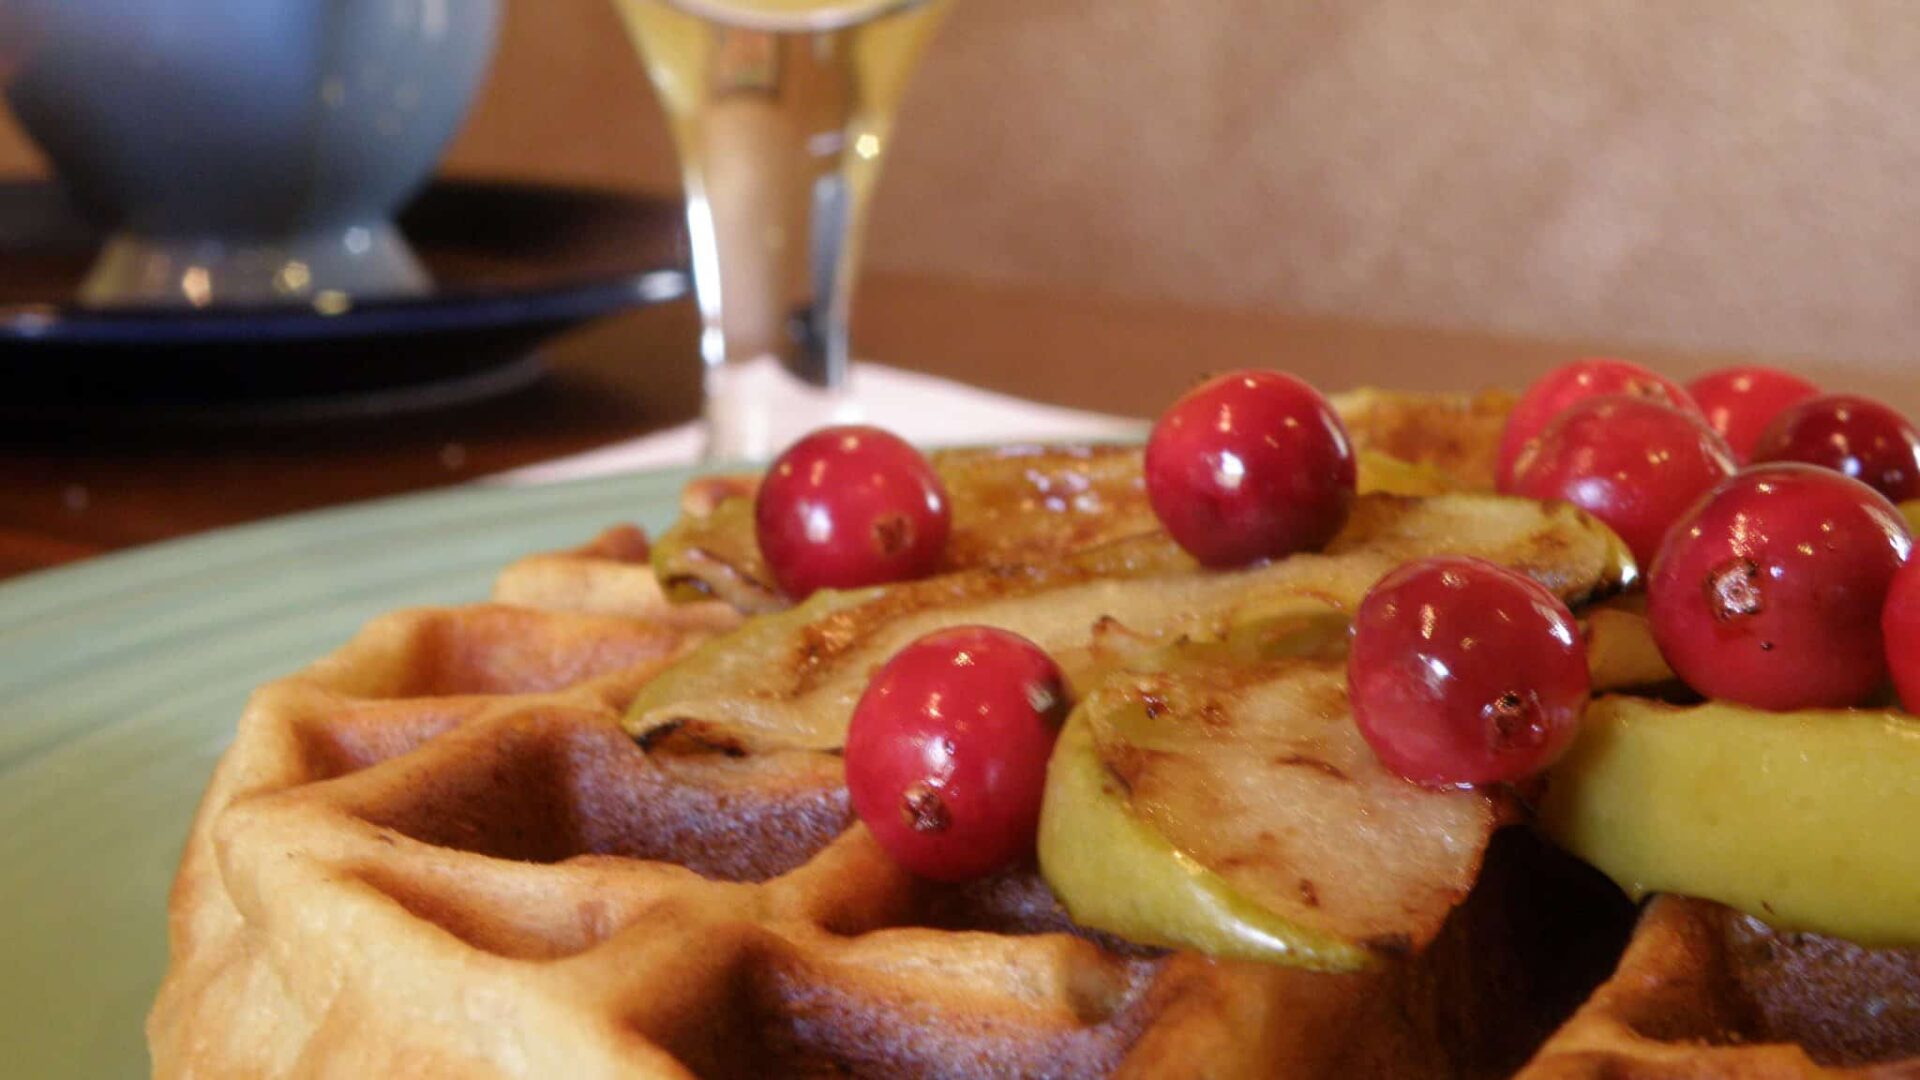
[0,180,689,417]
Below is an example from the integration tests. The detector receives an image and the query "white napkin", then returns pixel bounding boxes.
[497,362,1145,484]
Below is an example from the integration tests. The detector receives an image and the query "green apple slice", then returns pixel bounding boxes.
[625,493,1635,752]
[1540,696,1920,947]
[1040,654,1501,971]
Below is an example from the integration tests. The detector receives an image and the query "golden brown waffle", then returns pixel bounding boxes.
[145,531,1643,1077]
[150,420,1920,1077]
[1521,897,1920,1078]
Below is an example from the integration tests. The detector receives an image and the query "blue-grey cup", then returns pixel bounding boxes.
[6,0,500,307]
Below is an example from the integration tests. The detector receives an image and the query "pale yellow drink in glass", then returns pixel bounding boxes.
[614,0,951,458]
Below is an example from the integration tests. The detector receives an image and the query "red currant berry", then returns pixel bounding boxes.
[1509,396,1735,568]
[1348,556,1590,787]
[754,425,951,598]
[1497,358,1699,491]
[844,627,1068,881]
[1648,464,1912,710]
[1144,370,1355,568]
[1750,393,1920,503]
[1882,556,1920,713]
[1686,366,1819,463]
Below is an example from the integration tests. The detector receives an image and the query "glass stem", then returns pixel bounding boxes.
[620,0,947,458]
[685,25,853,383]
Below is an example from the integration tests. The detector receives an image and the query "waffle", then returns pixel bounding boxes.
[149,396,1920,1078]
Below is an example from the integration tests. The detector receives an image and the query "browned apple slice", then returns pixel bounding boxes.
[1040,651,1502,970]
[624,493,1633,752]
[1582,603,1676,691]
[1332,387,1514,491]
[653,396,1513,611]
[651,444,1154,612]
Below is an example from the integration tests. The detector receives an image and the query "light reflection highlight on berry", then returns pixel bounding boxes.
[925,735,953,771]
[803,504,833,543]
[1213,451,1246,492]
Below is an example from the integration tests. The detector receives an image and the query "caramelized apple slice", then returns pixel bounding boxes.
[653,399,1511,611]
[1041,652,1502,970]
[1540,696,1920,947]
[1355,450,1461,497]
[1332,387,1514,491]
[1582,604,1676,691]
[651,444,1154,612]
[625,493,1633,752]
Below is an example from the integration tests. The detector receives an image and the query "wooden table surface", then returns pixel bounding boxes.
[4,269,1911,581]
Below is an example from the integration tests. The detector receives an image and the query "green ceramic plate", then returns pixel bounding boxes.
[0,468,697,1078]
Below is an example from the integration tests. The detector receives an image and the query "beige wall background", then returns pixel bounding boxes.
[4,0,1918,370]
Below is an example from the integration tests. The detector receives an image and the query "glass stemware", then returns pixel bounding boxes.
[615,0,952,460]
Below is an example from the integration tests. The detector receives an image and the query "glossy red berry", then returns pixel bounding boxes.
[844,626,1068,881]
[755,425,951,598]
[1686,366,1820,463]
[1144,370,1355,568]
[1509,395,1736,568]
[1348,556,1589,787]
[1750,393,1920,503]
[1498,358,1699,491]
[1882,557,1920,713]
[1648,464,1912,710]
